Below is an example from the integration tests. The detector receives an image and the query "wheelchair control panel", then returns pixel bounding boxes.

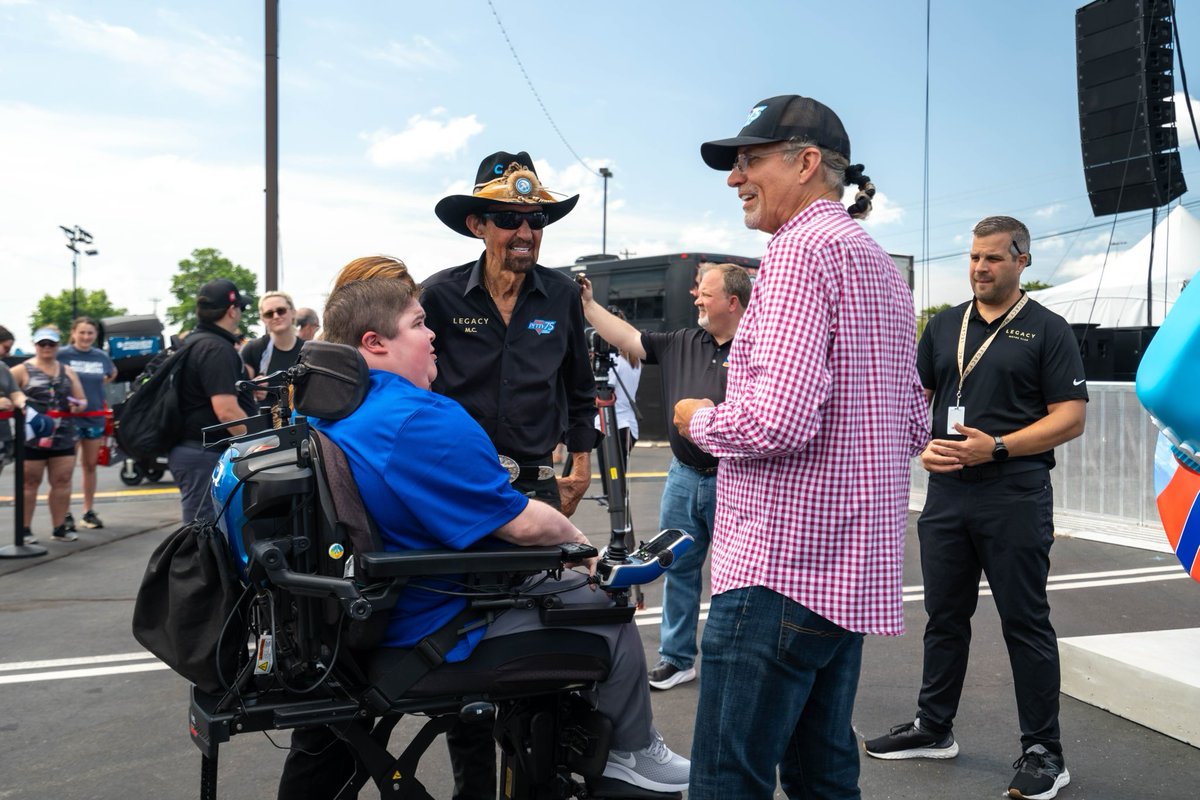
[596,528,694,590]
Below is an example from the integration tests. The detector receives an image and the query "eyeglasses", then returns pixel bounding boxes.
[261,307,291,319]
[35,340,59,348]
[482,211,549,230]
[732,146,797,174]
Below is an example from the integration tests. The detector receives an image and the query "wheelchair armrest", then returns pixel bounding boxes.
[358,545,568,578]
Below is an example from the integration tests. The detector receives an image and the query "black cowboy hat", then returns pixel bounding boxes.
[434,150,580,237]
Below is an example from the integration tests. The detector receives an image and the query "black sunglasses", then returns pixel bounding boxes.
[261,307,291,319]
[482,211,549,230]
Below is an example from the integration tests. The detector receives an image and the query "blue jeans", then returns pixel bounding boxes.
[657,458,716,670]
[690,586,864,800]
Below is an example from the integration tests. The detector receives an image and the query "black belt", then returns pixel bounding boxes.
[680,462,718,476]
[498,454,555,483]
[946,461,1045,483]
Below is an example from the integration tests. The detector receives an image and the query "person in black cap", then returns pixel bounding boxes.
[168,278,256,523]
[421,151,597,799]
[674,95,929,799]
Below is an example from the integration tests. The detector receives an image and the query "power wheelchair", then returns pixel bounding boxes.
[184,341,691,799]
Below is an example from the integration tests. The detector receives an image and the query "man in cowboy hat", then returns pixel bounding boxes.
[421,150,599,800]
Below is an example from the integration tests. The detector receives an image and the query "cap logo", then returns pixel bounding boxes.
[228,290,236,302]
[746,104,767,125]
[493,163,505,175]
[514,176,533,196]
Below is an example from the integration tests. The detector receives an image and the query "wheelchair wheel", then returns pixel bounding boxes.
[119,460,144,486]
[145,466,165,483]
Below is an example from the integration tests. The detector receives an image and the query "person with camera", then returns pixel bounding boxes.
[579,262,750,691]
[420,150,600,800]
[277,257,689,799]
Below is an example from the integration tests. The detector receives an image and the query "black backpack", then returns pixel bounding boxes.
[115,332,218,461]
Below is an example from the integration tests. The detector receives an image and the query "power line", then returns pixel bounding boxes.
[485,0,598,176]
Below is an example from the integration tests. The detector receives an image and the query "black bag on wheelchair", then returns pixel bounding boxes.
[131,519,247,694]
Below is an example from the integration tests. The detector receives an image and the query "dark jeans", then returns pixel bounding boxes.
[916,468,1061,753]
[689,586,864,800]
[167,443,221,524]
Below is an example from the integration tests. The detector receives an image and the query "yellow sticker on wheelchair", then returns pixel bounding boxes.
[328,543,345,560]
[609,467,618,480]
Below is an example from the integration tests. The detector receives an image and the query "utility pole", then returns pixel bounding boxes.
[265,0,279,291]
[599,167,613,255]
[59,225,98,320]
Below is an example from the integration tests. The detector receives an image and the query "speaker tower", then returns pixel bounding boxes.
[1077,0,1186,217]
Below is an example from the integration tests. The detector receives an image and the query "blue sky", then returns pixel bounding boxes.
[1,0,1198,342]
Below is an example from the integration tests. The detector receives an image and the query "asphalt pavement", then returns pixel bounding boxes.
[2,445,1199,799]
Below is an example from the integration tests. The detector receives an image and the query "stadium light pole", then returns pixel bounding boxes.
[59,225,98,320]
[599,167,613,255]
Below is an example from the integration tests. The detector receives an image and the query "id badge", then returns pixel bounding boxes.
[946,405,966,435]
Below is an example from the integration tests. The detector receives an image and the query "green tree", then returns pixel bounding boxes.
[167,247,259,334]
[1021,279,1053,291]
[30,288,128,335]
[917,303,952,337]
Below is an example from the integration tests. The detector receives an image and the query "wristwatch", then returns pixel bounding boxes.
[992,436,1009,462]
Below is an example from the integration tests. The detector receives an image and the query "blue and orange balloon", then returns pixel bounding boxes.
[1138,278,1200,583]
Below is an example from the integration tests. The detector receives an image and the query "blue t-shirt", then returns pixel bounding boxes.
[58,345,115,411]
[312,369,528,658]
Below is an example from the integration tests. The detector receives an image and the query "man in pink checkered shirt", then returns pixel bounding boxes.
[675,95,929,799]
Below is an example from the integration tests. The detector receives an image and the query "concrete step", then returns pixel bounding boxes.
[1060,627,1200,748]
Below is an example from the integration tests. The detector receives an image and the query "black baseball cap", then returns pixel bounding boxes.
[700,95,851,170]
[196,278,251,311]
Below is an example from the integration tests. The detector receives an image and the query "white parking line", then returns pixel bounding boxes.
[2,565,1192,680]
[634,564,1192,626]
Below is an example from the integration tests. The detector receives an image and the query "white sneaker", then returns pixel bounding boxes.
[602,731,690,793]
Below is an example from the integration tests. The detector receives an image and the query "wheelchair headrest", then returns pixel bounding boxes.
[293,341,370,420]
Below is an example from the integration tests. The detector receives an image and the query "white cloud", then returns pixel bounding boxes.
[46,10,257,99]
[364,110,485,167]
[1035,203,1065,218]
[1175,92,1200,147]
[369,35,454,70]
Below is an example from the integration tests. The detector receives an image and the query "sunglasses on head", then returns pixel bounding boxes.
[261,307,291,319]
[482,211,549,230]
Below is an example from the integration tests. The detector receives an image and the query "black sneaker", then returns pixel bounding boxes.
[51,524,78,543]
[647,660,696,690]
[81,510,104,529]
[62,512,76,532]
[22,527,38,544]
[864,718,959,760]
[1008,744,1070,799]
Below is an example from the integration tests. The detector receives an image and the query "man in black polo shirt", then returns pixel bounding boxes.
[421,150,597,800]
[865,216,1087,800]
[580,262,751,691]
[168,279,256,524]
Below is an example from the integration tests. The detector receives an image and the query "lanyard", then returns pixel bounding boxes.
[955,293,1029,406]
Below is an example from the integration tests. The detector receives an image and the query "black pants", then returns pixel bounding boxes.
[916,468,1062,753]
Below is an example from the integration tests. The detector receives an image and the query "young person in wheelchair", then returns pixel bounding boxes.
[277,258,689,798]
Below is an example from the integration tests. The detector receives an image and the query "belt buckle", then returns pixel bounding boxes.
[498,455,556,483]
[498,455,520,484]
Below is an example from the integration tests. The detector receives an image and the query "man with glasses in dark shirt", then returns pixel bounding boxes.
[421,150,598,800]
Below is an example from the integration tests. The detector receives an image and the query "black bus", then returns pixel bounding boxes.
[554,252,761,441]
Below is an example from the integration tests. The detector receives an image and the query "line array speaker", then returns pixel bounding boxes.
[1077,0,1186,216]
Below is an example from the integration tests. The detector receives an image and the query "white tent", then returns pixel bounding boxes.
[1029,204,1200,328]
